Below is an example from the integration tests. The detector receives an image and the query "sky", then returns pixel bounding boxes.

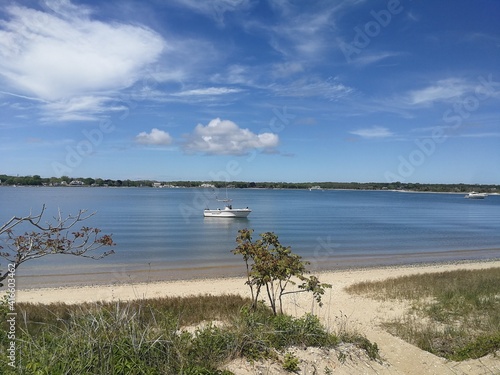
[1,0,499,184]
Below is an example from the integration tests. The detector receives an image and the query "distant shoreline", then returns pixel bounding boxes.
[1,174,498,194]
[1,185,499,196]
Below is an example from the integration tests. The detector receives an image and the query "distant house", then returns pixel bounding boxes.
[152,182,163,188]
[200,183,216,188]
[69,180,84,186]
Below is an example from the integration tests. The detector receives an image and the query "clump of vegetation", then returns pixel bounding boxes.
[232,229,331,315]
[346,267,500,361]
[282,352,300,372]
[0,294,378,374]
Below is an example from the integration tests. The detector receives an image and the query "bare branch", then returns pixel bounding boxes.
[0,206,114,285]
[0,204,46,234]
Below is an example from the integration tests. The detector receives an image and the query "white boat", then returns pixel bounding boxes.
[309,186,322,191]
[203,205,252,218]
[464,192,487,199]
[204,187,251,218]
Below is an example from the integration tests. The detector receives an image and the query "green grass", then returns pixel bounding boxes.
[346,267,500,361]
[0,294,378,374]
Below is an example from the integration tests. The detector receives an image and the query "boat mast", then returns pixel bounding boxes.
[215,185,232,203]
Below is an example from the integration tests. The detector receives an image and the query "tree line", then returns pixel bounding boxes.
[0,174,498,193]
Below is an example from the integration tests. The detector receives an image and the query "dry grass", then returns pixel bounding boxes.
[15,294,249,328]
[0,294,378,374]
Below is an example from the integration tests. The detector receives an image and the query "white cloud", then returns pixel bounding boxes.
[135,128,173,145]
[0,1,165,101]
[183,118,279,155]
[350,126,393,139]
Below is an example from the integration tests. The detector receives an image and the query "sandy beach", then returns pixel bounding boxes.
[15,259,500,374]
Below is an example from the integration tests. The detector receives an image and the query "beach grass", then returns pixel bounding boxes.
[346,267,500,360]
[1,294,378,374]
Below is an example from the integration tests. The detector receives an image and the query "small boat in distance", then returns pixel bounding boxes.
[204,187,251,218]
[464,192,488,199]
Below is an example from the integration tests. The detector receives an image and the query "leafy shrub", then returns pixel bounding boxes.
[232,229,331,315]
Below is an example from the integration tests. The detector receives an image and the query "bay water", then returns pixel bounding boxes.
[1,187,499,287]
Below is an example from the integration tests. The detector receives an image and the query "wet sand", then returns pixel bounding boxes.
[15,247,500,289]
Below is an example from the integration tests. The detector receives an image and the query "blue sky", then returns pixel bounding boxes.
[1,0,499,184]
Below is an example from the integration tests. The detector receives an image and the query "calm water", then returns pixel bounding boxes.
[1,187,499,286]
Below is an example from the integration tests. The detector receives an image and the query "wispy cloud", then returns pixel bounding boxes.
[173,87,243,97]
[369,77,489,116]
[271,62,304,78]
[406,78,470,106]
[210,65,255,87]
[458,132,500,138]
[350,51,404,67]
[171,0,253,26]
[183,118,279,155]
[41,96,127,122]
[247,1,346,62]
[464,32,500,47]
[0,91,49,103]
[406,11,420,22]
[270,77,354,101]
[350,126,394,139]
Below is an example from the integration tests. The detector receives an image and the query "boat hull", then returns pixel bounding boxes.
[203,208,251,218]
[465,193,487,199]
